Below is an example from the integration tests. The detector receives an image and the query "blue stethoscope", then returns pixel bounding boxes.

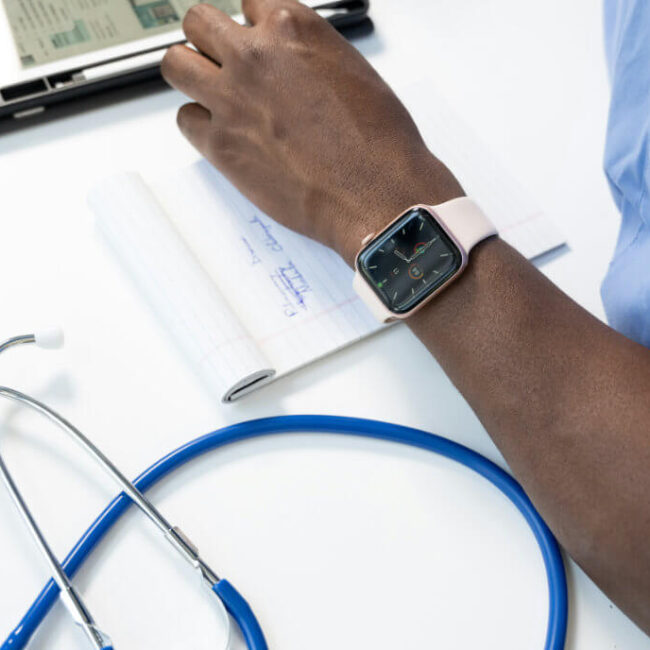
[0,330,568,650]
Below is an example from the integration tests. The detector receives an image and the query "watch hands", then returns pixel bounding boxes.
[407,237,438,263]
[393,238,438,264]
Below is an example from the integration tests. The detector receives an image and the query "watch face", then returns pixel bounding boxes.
[358,207,463,314]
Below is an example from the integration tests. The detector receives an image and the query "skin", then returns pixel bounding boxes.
[161,0,650,634]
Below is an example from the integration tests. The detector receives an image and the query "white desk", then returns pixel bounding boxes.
[1,0,648,648]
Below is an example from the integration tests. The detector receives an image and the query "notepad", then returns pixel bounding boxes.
[89,84,565,402]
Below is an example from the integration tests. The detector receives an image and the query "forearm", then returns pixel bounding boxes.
[160,0,650,631]
[333,153,650,627]
[408,234,650,632]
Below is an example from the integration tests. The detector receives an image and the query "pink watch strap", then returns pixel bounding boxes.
[432,197,497,253]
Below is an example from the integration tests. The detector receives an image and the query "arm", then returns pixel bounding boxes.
[161,0,650,632]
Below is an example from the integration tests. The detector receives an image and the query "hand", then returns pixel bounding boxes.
[161,0,464,265]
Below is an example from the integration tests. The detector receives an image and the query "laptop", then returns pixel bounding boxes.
[0,0,369,122]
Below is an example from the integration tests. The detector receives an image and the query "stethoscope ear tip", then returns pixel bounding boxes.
[33,328,65,350]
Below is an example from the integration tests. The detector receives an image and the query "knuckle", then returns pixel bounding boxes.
[237,41,266,65]
[267,5,304,32]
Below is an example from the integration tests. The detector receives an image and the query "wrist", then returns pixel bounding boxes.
[331,156,465,267]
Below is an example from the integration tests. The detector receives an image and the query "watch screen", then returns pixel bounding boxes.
[358,207,462,314]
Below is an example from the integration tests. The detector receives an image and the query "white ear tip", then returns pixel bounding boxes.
[34,328,65,350]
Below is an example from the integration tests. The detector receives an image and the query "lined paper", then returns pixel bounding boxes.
[151,161,382,398]
[90,82,565,402]
[89,173,275,401]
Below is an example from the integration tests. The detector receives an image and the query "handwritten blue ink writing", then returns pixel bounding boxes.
[249,215,283,252]
[278,262,311,310]
[240,237,261,265]
[269,262,312,317]
[269,273,298,317]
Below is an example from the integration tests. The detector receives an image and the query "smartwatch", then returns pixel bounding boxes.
[353,197,497,322]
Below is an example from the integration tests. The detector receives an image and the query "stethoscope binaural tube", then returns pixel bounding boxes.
[3,414,568,650]
[0,333,257,650]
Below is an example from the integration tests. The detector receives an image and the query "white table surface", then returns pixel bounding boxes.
[1,0,648,648]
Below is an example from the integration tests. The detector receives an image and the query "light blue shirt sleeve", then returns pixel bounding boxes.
[601,0,650,348]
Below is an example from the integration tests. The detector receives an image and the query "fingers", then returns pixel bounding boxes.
[242,0,300,25]
[161,44,220,106]
[183,3,244,64]
[176,102,212,152]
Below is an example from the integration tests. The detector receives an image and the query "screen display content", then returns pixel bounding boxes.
[1,0,240,68]
[358,207,462,314]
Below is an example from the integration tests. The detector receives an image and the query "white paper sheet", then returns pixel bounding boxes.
[89,173,275,401]
[90,82,566,402]
[152,162,382,384]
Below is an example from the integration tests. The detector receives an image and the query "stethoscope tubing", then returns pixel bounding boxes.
[2,415,568,650]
